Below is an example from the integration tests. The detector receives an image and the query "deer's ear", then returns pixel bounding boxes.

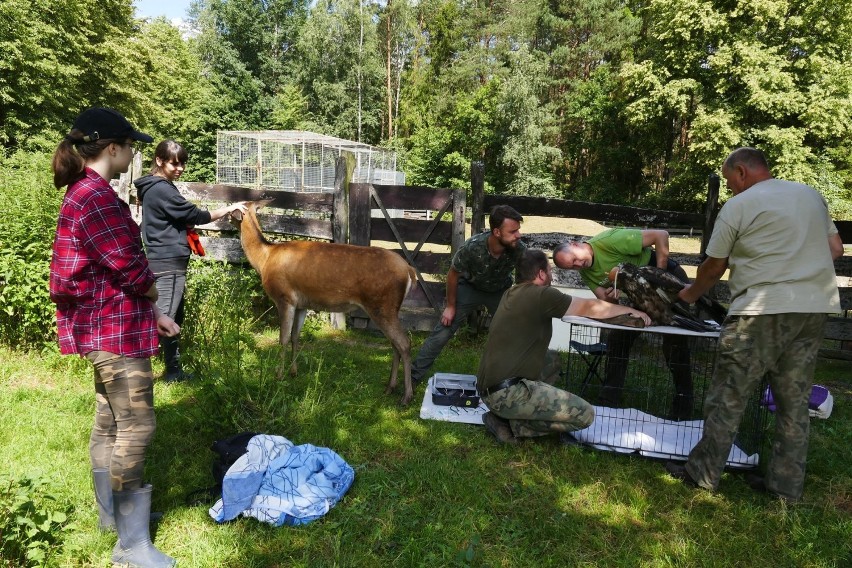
[256,198,274,211]
[230,208,244,222]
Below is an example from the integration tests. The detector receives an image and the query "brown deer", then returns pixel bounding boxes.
[231,200,419,404]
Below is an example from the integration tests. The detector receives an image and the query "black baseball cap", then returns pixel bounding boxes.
[71,107,153,143]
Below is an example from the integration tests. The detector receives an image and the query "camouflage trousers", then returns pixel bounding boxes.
[86,351,157,491]
[685,313,827,501]
[484,352,594,438]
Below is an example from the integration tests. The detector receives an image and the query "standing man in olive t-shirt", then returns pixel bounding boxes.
[478,249,651,445]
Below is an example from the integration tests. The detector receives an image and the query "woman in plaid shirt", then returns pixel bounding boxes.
[51,107,178,568]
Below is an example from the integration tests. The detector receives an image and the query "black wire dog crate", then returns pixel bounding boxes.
[556,317,769,468]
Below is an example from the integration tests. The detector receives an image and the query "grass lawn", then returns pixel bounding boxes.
[2,314,850,567]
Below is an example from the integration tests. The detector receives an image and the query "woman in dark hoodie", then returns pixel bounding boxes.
[135,140,246,381]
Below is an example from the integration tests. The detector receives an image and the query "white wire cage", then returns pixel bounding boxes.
[216,130,405,192]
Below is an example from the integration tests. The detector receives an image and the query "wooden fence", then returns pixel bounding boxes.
[126,157,466,331]
[469,162,852,359]
[124,158,851,357]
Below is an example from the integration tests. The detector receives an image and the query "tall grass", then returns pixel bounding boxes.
[0,151,62,348]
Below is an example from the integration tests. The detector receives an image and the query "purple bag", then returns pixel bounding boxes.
[760,384,833,419]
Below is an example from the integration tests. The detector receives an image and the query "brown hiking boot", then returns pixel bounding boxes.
[482,412,518,445]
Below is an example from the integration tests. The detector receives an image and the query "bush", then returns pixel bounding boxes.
[0,151,62,348]
[181,259,267,380]
[0,475,72,567]
[181,260,294,430]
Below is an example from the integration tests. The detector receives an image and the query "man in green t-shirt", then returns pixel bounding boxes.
[477,249,651,445]
[553,228,695,420]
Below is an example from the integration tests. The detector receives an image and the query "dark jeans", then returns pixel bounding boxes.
[598,255,694,419]
[598,330,694,418]
[152,264,187,373]
[411,280,506,382]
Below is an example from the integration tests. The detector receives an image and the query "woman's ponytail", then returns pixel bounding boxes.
[51,130,112,188]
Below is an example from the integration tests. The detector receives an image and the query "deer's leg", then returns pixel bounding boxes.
[288,308,308,376]
[275,301,297,379]
[374,313,413,405]
[387,350,401,394]
[398,333,413,406]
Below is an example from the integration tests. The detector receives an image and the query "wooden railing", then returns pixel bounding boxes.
[122,158,850,354]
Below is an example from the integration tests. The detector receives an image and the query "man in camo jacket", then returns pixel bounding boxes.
[411,205,526,384]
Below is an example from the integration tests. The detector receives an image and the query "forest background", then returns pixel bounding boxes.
[2,0,852,216]
[2,4,851,565]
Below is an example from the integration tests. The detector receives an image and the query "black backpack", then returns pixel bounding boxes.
[211,432,258,488]
[186,431,258,505]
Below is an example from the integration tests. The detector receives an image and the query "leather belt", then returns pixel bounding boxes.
[483,377,523,398]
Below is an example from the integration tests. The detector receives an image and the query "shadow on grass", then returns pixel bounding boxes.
[133,324,852,567]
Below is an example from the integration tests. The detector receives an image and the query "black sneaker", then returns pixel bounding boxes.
[482,412,517,445]
[664,461,699,488]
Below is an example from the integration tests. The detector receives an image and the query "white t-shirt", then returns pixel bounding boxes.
[706,178,840,315]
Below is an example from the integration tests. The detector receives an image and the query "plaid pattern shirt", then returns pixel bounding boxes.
[50,168,158,357]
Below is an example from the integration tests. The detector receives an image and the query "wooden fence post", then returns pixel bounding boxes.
[701,173,720,257]
[332,156,351,245]
[470,161,485,235]
[349,182,371,247]
[117,152,143,204]
[329,156,353,330]
[452,188,466,253]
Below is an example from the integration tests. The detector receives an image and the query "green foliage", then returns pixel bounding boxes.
[619,0,852,211]
[402,126,463,188]
[3,0,852,216]
[496,48,561,197]
[132,18,207,179]
[0,151,61,347]
[180,260,298,431]
[189,6,270,180]
[185,1,316,177]
[269,83,310,130]
[0,0,143,152]
[561,67,642,204]
[295,0,385,142]
[0,475,72,567]
[181,260,265,382]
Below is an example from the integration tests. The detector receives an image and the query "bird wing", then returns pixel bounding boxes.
[636,265,687,291]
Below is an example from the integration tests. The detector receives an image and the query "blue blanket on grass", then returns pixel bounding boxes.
[209,434,354,526]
